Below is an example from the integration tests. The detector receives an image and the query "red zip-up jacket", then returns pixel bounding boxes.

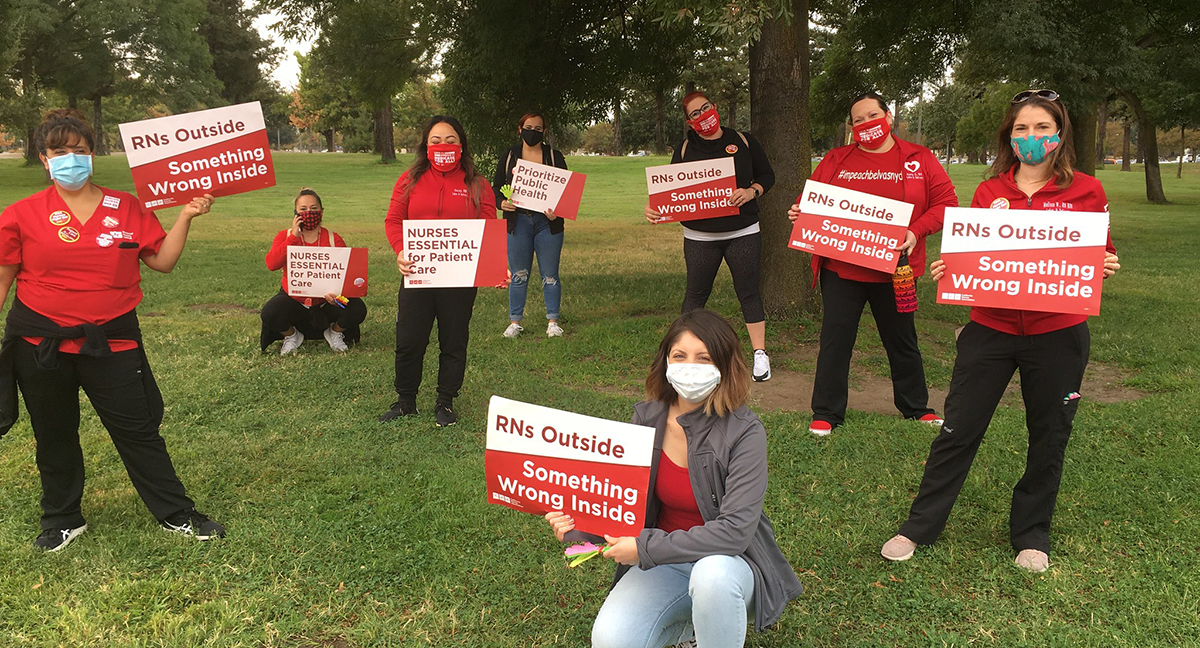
[385,167,497,253]
[264,227,346,300]
[966,168,1117,336]
[802,138,958,285]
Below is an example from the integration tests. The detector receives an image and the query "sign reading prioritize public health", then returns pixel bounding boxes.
[510,160,587,220]
[402,219,507,288]
[645,157,738,223]
[485,396,654,538]
[788,180,914,273]
[285,247,369,299]
[937,207,1109,315]
[118,101,275,211]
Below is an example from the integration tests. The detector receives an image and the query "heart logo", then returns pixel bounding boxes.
[904,160,920,173]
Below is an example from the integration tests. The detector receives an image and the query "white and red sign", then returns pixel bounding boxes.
[511,160,587,220]
[285,247,369,299]
[403,219,507,288]
[118,102,275,211]
[485,396,654,538]
[937,207,1109,315]
[645,158,738,223]
[788,180,914,273]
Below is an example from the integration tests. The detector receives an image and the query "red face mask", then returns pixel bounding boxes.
[852,116,891,150]
[427,143,462,172]
[296,209,322,231]
[688,107,721,137]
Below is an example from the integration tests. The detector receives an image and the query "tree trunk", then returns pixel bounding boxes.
[1178,125,1184,180]
[1121,121,1131,171]
[1123,92,1166,203]
[1070,103,1096,176]
[653,88,666,155]
[375,99,396,163]
[613,94,623,155]
[727,94,738,131]
[25,127,38,166]
[1095,99,1108,169]
[92,96,107,156]
[324,129,335,152]
[750,0,814,317]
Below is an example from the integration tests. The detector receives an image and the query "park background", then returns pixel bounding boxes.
[2,1,1199,646]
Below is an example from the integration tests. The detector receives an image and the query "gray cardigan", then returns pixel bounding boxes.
[568,400,802,631]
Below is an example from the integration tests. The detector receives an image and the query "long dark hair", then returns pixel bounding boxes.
[988,95,1076,188]
[645,309,750,417]
[401,115,483,206]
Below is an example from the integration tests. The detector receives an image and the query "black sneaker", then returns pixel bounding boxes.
[160,508,225,540]
[34,525,88,552]
[435,403,458,427]
[379,400,418,422]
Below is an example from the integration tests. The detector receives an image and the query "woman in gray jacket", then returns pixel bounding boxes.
[546,309,801,647]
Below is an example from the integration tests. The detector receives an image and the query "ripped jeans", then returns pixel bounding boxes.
[508,212,563,321]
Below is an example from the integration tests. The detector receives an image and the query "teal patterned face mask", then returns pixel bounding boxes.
[1010,132,1060,165]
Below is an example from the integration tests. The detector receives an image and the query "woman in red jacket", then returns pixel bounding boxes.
[789,91,956,436]
[881,90,1121,572]
[379,116,496,428]
[260,187,367,354]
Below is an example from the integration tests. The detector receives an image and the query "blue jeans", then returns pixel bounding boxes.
[507,212,563,321]
[591,555,755,648]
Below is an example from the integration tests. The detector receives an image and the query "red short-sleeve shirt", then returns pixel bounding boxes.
[0,186,167,353]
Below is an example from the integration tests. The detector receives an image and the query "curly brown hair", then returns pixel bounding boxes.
[36,108,95,155]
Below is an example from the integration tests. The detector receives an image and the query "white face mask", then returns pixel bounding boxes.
[665,362,721,403]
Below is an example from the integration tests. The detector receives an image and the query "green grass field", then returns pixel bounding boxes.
[1,152,1198,647]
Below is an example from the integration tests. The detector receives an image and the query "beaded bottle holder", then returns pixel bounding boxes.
[892,253,918,313]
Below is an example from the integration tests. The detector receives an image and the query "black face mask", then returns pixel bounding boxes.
[521,128,544,146]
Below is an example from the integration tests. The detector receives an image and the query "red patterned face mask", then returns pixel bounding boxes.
[297,210,322,231]
[852,116,891,150]
[427,143,462,172]
[688,107,721,137]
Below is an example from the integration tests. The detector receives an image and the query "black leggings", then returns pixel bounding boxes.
[259,291,366,350]
[681,232,764,323]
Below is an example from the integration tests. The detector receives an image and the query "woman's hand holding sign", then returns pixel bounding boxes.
[929,258,946,282]
[602,535,639,565]
[644,201,665,224]
[895,230,917,255]
[546,511,575,542]
[397,252,414,276]
[1103,253,1120,279]
[787,202,801,223]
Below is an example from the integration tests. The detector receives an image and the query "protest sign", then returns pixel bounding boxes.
[937,207,1109,315]
[645,157,738,223]
[485,396,654,538]
[285,247,369,299]
[787,180,914,273]
[510,160,587,220]
[402,219,507,288]
[118,102,275,211]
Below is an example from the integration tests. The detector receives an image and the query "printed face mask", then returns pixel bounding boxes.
[665,362,722,404]
[688,107,721,137]
[48,153,93,191]
[427,143,462,172]
[852,116,891,150]
[297,210,322,231]
[521,128,544,146]
[1011,132,1060,165]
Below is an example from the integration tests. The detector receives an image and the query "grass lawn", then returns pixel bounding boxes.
[1,152,1198,647]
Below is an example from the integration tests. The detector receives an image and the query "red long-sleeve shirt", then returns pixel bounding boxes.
[264,227,346,299]
[385,167,497,253]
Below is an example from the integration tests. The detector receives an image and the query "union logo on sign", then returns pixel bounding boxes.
[49,210,71,226]
[58,226,81,243]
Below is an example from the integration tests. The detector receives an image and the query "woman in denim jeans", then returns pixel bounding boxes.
[492,112,568,338]
[546,310,801,647]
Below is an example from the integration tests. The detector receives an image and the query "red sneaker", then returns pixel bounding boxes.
[917,413,944,426]
[809,420,833,437]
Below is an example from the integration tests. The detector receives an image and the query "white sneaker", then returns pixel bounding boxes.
[323,326,348,352]
[503,323,524,338]
[546,321,564,337]
[280,330,304,355]
[752,349,771,382]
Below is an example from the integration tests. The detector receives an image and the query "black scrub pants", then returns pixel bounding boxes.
[13,340,194,530]
[898,321,1089,554]
[393,285,477,407]
[259,290,367,350]
[811,268,934,426]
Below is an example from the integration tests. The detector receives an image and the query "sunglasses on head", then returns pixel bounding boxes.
[1012,89,1059,104]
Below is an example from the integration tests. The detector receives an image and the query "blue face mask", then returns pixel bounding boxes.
[1010,132,1061,166]
[47,153,93,190]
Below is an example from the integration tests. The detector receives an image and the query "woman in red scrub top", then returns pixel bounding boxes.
[0,108,225,551]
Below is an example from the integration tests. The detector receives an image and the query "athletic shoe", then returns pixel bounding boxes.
[546,321,564,338]
[379,400,418,422]
[674,640,697,648]
[160,509,225,540]
[503,323,524,338]
[917,413,945,426]
[323,326,348,352]
[280,330,304,355]
[435,403,458,427]
[34,525,87,552]
[809,420,833,437]
[881,534,916,561]
[752,349,771,382]
[1015,549,1049,572]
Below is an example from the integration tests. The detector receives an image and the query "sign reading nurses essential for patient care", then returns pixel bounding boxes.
[788,180,914,273]
[645,157,738,223]
[485,396,654,538]
[510,160,587,220]
[937,207,1109,315]
[402,219,507,288]
[118,101,275,211]
[285,247,369,299]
